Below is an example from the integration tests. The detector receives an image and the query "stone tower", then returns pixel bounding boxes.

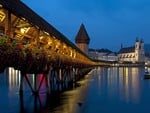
[75,24,90,54]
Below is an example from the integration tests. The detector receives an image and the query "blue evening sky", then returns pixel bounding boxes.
[22,0,150,52]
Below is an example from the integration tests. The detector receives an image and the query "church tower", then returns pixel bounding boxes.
[135,38,145,63]
[135,38,140,62]
[75,24,90,54]
[140,39,145,62]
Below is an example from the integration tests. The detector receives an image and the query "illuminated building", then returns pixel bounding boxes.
[118,38,145,63]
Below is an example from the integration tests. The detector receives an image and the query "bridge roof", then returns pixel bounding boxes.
[0,0,90,59]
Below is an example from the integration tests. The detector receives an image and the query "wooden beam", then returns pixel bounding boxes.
[15,29,33,39]
[5,10,11,37]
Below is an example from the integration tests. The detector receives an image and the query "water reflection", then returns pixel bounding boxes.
[1,67,150,113]
[97,67,144,104]
[7,67,20,92]
[0,67,94,113]
[81,67,150,113]
[119,67,140,103]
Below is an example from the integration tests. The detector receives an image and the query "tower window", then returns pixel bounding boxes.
[136,45,137,49]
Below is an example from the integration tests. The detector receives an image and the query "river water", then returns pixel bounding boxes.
[0,67,150,113]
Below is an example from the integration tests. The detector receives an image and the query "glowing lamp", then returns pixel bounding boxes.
[0,9,5,22]
[39,36,44,40]
[20,27,30,34]
[48,40,52,45]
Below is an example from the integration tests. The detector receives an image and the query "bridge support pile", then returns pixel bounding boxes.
[19,66,92,95]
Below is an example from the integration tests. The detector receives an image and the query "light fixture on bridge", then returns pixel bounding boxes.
[63,44,66,49]
[0,9,5,22]
[70,50,73,57]
[20,27,30,34]
[48,40,52,45]
[55,40,60,48]
[74,52,76,58]
[0,4,3,8]
[39,36,44,40]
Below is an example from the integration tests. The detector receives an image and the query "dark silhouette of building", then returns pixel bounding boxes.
[75,24,90,54]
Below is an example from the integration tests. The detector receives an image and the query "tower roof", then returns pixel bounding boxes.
[75,24,90,44]
[140,39,144,43]
[136,37,139,42]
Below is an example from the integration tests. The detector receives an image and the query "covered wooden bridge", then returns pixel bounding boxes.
[0,0,110,94]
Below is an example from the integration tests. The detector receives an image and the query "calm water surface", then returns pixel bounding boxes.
[1,67,150,113]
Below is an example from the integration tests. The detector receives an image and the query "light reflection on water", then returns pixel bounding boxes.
[0,67,93,113]
[106,67,141,103]
[1,67,150,113]
[80,67,150,113]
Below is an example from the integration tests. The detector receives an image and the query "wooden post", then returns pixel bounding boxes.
[75,68,78,82]
[24,74,34,93]
[51,69,55,91]
[63,68,67,89]
[45,74,50,94]
[34,74,37,94]
[19,73,25,94]
[37,74,45,93]
[5,10,11,37]
[19,92,24,112]
[59,68,62,81]
[59,68,64,91]
[50,70,53,91]
[50,68,57,91]
[57,69,60,91]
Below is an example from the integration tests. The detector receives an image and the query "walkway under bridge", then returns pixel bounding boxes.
[0,0,111,94]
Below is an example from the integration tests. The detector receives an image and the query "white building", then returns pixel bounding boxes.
[88,48,118,61]
[118,38,145,63]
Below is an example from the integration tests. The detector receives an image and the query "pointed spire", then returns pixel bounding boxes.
[75,23,90,44]
[121,43,123,49]
[136,37,139,42]
[140,38,144,43]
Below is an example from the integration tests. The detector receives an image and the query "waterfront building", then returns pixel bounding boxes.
[75,24,90,55]
[88,49,99,60]
[88,48,118,61]
[118,38,145,63]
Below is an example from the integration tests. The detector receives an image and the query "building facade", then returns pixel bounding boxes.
[88,48,118,61]
[118,38,145,63]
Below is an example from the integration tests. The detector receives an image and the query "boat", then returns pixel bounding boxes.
[144,70,150,79]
